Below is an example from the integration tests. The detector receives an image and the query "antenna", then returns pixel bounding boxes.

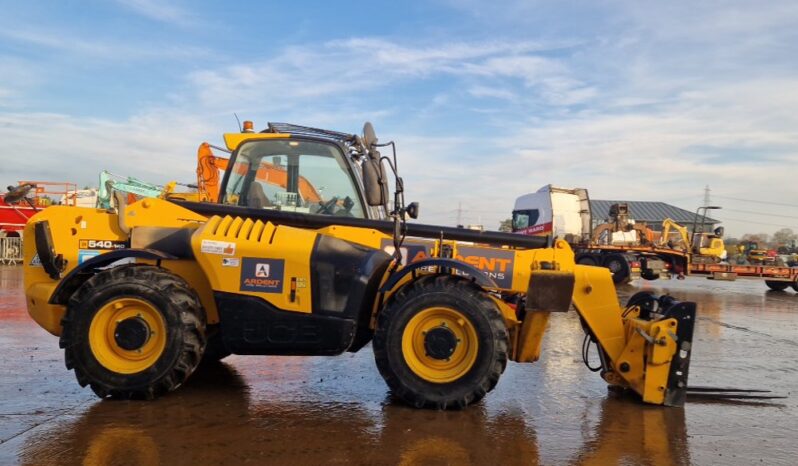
[234,113,242,132]
[703,185,711,207]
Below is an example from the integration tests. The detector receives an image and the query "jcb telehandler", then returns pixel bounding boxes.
[16,122,757,409]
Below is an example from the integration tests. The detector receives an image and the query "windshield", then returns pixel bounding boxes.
[512,209,540,231]
[222,139,365,218]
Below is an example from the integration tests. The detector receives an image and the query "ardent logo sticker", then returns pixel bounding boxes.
[255,263,270,278]
[240,258,284,293]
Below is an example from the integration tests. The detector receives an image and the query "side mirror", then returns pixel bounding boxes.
[405,202,419,219]
[363,122,378,149]
[362,157,387,207]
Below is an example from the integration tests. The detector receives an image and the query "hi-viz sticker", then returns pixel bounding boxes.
[240,258,284,293]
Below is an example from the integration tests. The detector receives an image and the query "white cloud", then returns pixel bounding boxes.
[2,1,797,236]
[0,28,209,61]
[112,0,198,27]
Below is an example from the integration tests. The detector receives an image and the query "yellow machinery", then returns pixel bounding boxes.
[17,121,763,409]
[660,218,726,260]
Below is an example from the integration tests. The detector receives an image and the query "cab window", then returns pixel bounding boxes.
[223,139,365,218]
[512,209,540,231]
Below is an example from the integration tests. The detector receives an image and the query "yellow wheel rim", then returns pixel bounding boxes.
[89,297,167,374]
[401,307,479,384]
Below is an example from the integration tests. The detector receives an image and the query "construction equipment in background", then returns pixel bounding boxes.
[512,186,667,284]
[512,186,798,291]
[20,120,775,409]
[97,171,179,209]
[1,182,78,238]
[98,142,325,209]
[659,218,726,263]
[194,142,323,205]
[591,203,654,246]
[738,241,775,265]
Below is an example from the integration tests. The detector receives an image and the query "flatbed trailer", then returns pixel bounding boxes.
[689,262,798,291]
[512,186,798,292]
[574,243,798,292]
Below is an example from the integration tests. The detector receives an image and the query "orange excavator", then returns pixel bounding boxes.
[193,143,322,204]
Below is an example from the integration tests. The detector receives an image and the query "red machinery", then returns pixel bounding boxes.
[1,181,77,237]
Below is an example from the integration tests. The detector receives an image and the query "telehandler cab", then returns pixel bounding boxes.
[16,121,764,409]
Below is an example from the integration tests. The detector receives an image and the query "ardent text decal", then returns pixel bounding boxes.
[240,258,284,293]
[455,246,515,288]
[378,239,515,288]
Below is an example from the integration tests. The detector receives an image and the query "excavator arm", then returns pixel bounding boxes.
[196,142,323,204]
[659,218,689,250]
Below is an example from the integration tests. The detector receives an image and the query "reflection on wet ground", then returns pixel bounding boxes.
[1,266,796,465]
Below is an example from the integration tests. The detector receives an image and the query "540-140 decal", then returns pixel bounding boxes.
[78,239,127,250]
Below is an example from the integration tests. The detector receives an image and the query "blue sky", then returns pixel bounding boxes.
[1,0,797,237]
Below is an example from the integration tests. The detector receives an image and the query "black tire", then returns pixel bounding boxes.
[576,255,598,266]
[603,254,630,284]
[200,326,231,364]
[373,275,508,410]
[59,265,206,400]
[765,280,790,291]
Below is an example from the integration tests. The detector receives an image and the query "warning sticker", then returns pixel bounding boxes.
[201,239,236,256]
[222,257,240,267]
[240,258,284,293]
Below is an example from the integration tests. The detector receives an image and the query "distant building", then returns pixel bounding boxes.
[590,200,720,233]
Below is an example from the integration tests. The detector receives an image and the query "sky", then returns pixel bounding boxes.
[1,0,797,237]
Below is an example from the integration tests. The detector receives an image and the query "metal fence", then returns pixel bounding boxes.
[0,237,23,265]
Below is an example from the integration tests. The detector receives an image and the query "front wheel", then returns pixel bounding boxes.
[60,265,206,399]
[373,275,508,410]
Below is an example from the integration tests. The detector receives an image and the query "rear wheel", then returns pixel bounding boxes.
[603,254,630,284]
[60,265,206,399]
[576,255,598,266]
[765,280,790,291]
[373,275,508,410]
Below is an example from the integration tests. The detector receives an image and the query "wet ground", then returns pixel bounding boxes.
[1,265,796,465]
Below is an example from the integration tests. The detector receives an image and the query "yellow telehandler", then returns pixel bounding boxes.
[15,122,768,409]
